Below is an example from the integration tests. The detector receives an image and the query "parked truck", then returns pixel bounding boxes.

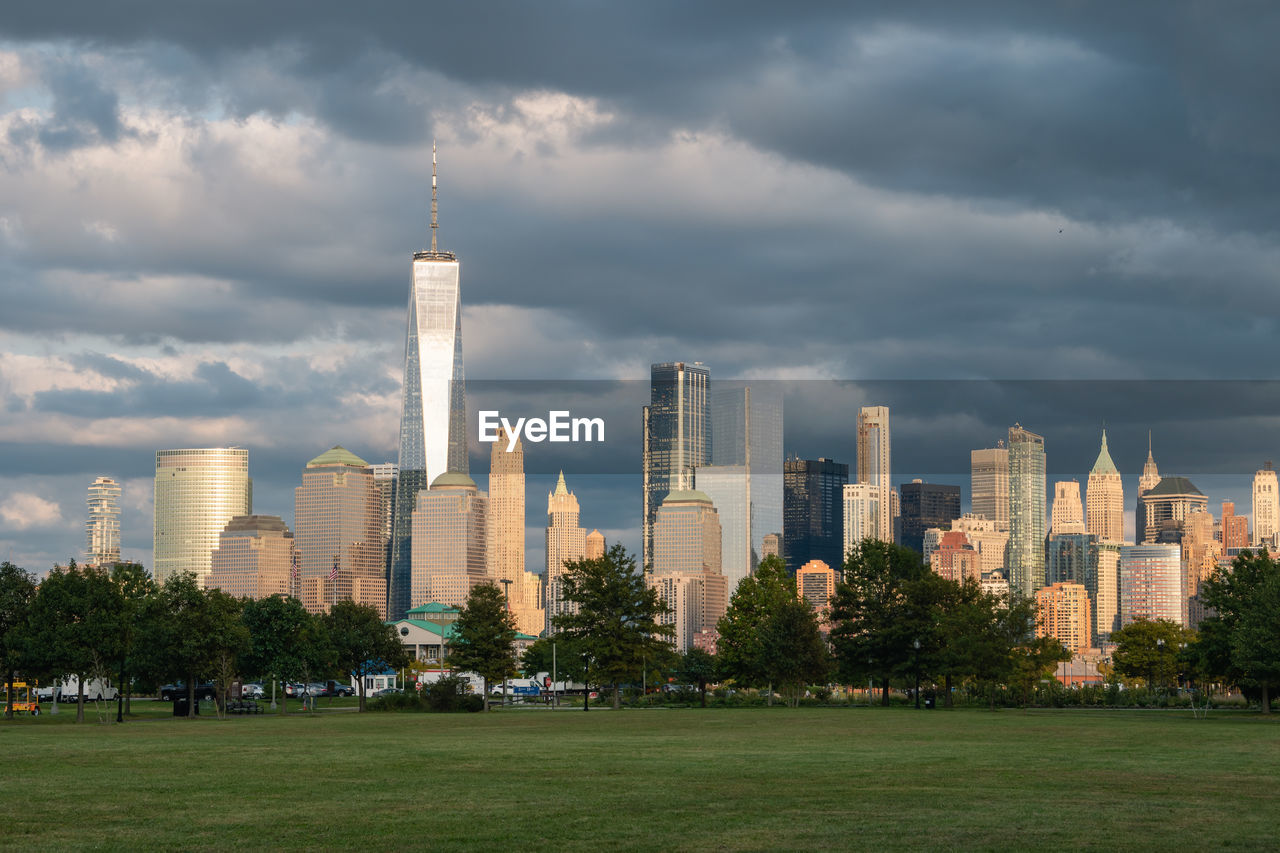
[33,677,119,702]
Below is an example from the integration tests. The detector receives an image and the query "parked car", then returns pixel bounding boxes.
[160,682,216,701]
[307,682,329,697]
[372,687,402,697]
[322,680,354,697]
[283,682,306,698]
[240,683,265,699]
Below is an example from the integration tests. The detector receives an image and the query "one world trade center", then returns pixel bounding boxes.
[388,144,468,619]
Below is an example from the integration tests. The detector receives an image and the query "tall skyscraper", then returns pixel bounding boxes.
[1120,544,1185,626]
[970,443,1009,529]
[642,362,711,567]
[545,471,586,634]
[651,489,728,651]
[898,480,961,555]
[1050,481,1086,535]
[1135,433,1160,544]
[586,528,605,559]
[1252,462,1279,546]
[842,482,879,555]
[1006,425,1046,598]
[796,560,836,628]
[295,446,388,617]
[411,472,487,609]
[153,448,251,587]
[857,406,892,541]
[1095,541,1121,642]
[372,462,397,593]
[783,457,848,574]
[705,383,784,585]
[487,430,542,635]
[207,515,296,601]
[1085,430,1124,543]
[389,144,468,620]
[86,476,122,567]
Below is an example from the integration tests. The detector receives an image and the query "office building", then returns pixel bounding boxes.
[898,480,961,555]
[545,472,586,633]
[207,515,296,601]
[761,532,781,560]
[1050,481,1085,535]
[1095,541,1121,642]
[970,443,1009,529]
[1046,532,1097,591]
[711,383,784,571]
[294,446,388,617]
[1119,544,1185,626]
[85,476,122,567]
[372,462,397,592]
[1007,425,1046,598]
[952,513,1009,575]
[856,406,892,542]
[487,430,541,635]
[1221,502,1249,551]
[784,457,848,574]
[1085,431,1124,543]
[389,145,469,620]
[642,361,711,567]
[930,530,981,584]
[1252,463,1279,546]
[1140,476,1208,545]
[796,559,836,627]
[586,528,605,559]
[697,465,751,594]
[410,472,487,609]
[651,489,728,651]
[153,448,252,586]
[842,482,879,557]
[1036,582,1093,653]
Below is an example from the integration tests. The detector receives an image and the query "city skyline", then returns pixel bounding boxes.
[4,6,1280,574]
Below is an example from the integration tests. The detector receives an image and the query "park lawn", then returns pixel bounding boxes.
[2,707,1277,850]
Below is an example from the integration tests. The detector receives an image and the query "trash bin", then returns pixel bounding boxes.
[173,698,200,716]
[924,694,935,710]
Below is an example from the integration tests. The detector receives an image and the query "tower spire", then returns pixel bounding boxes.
[430,139,440,251]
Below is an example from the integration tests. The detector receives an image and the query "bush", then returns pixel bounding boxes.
[366,677,483,713]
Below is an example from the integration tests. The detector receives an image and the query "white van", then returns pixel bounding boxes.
[34,677,119,702]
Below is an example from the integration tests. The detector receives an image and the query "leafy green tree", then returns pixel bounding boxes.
[140,574,250,718]
[1111,618,1196,692]
[1198,550,1280,712]
[761,597,831,707]
[554,543,674,710]
[829,540,930,705]
[716,555,794,701]
[108,562,154,720]
[324,600,410,711]
[678,647,718,707]
[520,635,586,684]
[26,562,124,722]
[240,594,330,715]
[447,582,518,711]
[930,577,991,708]
[0,562,37,719]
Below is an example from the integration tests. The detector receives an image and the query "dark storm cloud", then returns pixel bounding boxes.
[6,55,132,151]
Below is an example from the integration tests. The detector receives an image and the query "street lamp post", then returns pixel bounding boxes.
[1156,637,1165,703]
[913,638,921,710]
[499,579,512,709]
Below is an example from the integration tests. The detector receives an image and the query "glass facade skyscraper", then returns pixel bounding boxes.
[153,448,251,586]
[86,476,122,567]
[1007,424,1046,599]
[388,152,468,620]
[642,362,711,567]
[783,457,848,574]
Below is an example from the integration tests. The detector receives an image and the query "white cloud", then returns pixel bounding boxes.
[0,492,63,530]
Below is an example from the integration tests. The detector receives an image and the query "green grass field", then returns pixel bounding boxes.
[3,705,1278,849]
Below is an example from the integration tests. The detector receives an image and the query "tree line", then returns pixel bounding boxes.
[0,560,408,722]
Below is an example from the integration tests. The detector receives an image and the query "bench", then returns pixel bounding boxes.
[226,699,263,715]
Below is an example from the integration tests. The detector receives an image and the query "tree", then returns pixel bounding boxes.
[1198,550,1280,713]
[1111,618,1196,693]
[829,541,930,705]
[447,582,518,712]
[717,555,794,702]
[0,562,37,720]
[760,597,830,707]
[554,543,674,710]
[678,647,718,707]
[140,575,250,718]
[26,562,124,723]
[324,600,410,711]
[240,594,330,715]
[520,635,586,684]
[109,562,154,721]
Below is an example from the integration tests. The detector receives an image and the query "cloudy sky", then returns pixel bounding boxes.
[3,2,1279,572]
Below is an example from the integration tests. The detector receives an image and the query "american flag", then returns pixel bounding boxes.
[329,557,339,582]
